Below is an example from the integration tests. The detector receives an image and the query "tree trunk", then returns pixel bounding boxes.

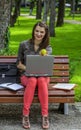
[75,0,78,12]
[0,0,11,50]
[10,0,21,27]
[49,0,56,37]
[43,0,49,23]
[56,0,65,27]
[36,0,42,19]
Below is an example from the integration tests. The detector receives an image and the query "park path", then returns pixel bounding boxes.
[0,102,81,130]
[65,19,81,24]
[21,13,81,24]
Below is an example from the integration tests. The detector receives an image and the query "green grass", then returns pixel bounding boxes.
[51,23,81,59]
[2,14,81,101]
[9,16,38,54]
[50,23,81,101]
[70,60,81,101]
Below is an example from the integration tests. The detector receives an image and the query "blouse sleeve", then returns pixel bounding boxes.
[16,42,24,65]
[46,45,52,55]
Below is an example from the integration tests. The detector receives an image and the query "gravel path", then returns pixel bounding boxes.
[21,14,81,25]
[0,102,81,130]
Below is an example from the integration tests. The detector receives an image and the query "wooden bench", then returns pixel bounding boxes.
[0,55,75,115]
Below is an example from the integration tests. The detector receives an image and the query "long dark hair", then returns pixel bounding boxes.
[29,21,50,49]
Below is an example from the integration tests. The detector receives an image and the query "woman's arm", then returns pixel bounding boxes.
[17,42,26,71]
[17,61,26,71]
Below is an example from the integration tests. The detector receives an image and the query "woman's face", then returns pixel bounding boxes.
[34,25,46,43]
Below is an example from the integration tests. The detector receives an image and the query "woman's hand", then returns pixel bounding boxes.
[17,61,26,71]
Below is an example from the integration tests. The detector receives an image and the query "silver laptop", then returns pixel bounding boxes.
[25,55,54,77]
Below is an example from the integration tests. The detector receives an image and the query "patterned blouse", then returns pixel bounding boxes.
[17,40,52,66]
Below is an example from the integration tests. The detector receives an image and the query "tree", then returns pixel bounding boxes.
[49,0,56,37]
[0,0,11,50]
[10,0,21,27]
[36,0,42,19]
[43,0,56,37]
[43,0,50,23]
[56,0,65,27]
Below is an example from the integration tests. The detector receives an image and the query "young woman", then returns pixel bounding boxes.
[17,21,52,129]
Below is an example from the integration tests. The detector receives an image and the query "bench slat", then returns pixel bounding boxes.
[0,56,69,63]
[50,77,69,83]
[53,71,69,76]
[54,64,69,70]
[0,88,74,96]
[0,97,74,103]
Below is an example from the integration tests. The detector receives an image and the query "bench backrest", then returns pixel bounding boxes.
[51,55,69,84]
[0,55,69,84]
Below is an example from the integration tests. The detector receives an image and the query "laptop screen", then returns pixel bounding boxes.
[25,55,54,77]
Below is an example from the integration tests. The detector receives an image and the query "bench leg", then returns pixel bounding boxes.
[58,103,69,115]
[64,103,69,115]
[58,103,64,114]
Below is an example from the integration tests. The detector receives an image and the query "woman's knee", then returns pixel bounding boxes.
[28,77,37,85]
[38,77,50,85]
[20,75,28,87]
[38,77,45,83]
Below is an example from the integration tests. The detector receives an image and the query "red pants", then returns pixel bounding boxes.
[20,75,50,116]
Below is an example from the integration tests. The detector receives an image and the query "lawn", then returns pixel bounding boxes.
[1,14,81,101]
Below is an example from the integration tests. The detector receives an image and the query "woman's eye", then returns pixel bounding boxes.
[35,30,39,32]
[40,31,44,33]
[35,30,45,34]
